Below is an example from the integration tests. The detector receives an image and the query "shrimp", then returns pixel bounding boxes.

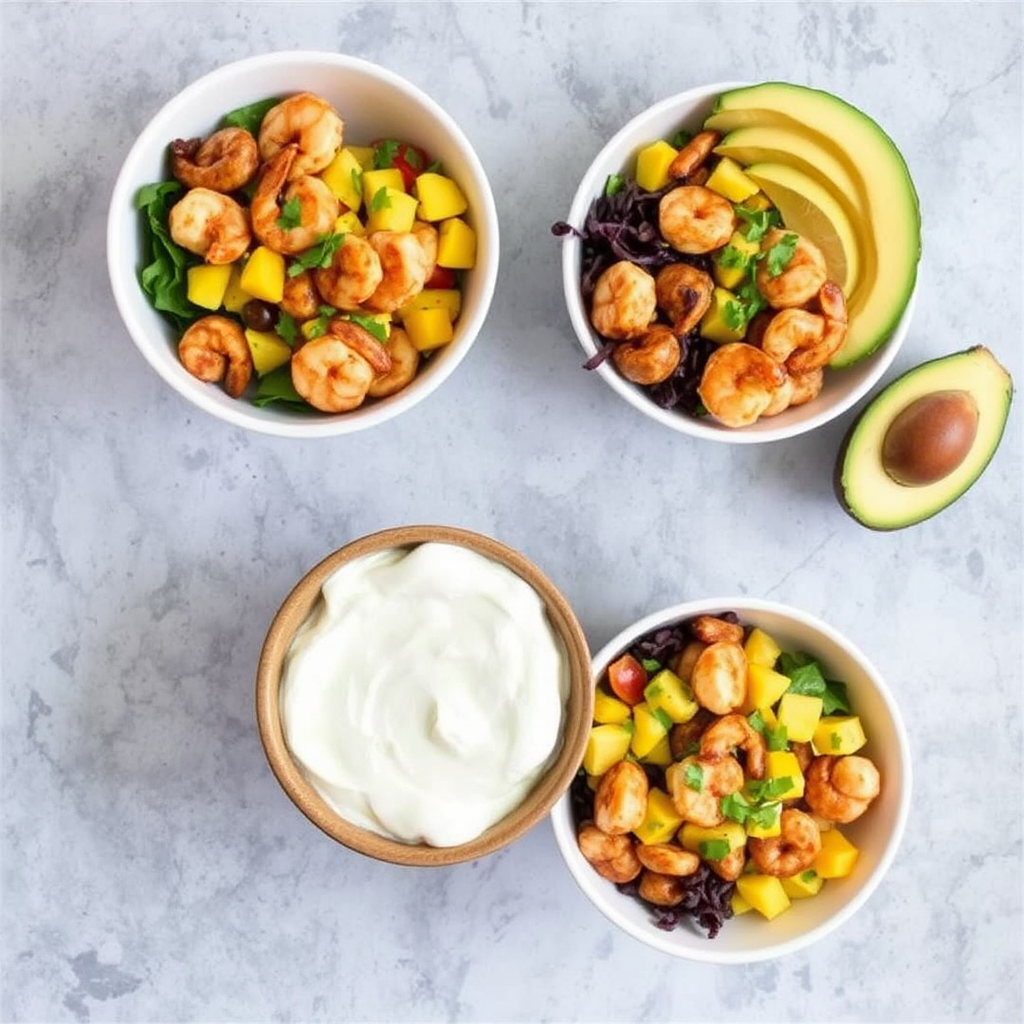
[593,760,649,835]
[755,229,827,309]
[178,315,253,398]
[667,130,721,180]
[654,262,714,336]
[168,187,251,265]
[279,269,323,322]
[669,641,706,684]
[669,708,713,760]
[363,230,432,313]
[690,615,745,646]
[666,754,744,828]
[690,641,748,715]
[258,91,344,179]
[638,871,687,907]
[804,754,881,824]
[748,808,822,877]
[367,327,421,399]
[290,318,391,413]
[610,324,680,385]
[635,843,701,877]
[697,341,787,428]
[589,260,657,341]
[788,368,825,408]
[790,741,814,775]
[412,220,439,277]
[251,145,339,255]
[762,281,848,375]
[169,127,260,193]
[699,713,767,780]
[708,845,746,882]
[577,823,642,884]
[658,185,737,255]
[314,234,383,310]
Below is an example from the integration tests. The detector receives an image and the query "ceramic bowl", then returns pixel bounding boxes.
[256,525,592,866]
[550,596,912,962]
[108,51,499,437]
[559,82,916,443]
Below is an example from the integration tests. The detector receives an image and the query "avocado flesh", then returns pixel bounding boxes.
[705,82,921,367]
[836,347,1013,530]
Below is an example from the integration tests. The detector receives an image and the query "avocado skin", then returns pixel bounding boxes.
[835,346,1013,531]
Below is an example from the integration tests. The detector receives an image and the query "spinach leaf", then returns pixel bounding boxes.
[253,366,312,409]
[220,97,281,135]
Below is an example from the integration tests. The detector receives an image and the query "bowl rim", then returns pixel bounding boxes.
[256,524,594,866]
[107,50,499,438]
[549,595,913,963]
[559,80,916,444]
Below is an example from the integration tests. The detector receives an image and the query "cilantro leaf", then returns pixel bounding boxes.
[253,366,311,408]
[720,791,751,824]
[306,304,339,340]
[604,173,626,197]
[747,801,782,830]
[670,129,694,149]
[765,232,798,277]
[766,725,789,752]
[220,97,281,135]
[370,187,392,213]
[747,709,767,736]
[684,762,704,792]
[275,312,299,347]
[350,166,363,198]
[641,658,662,674]
[287,233,345,277]
[277,196,302,231]
[345,313,389,344]
[822,679,851,715]
[699,839,731,862]
[735,205,781,242]
[372,139,400,169]
[718,243,752,270]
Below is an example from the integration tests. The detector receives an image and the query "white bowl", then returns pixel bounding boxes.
[550,597,912,963]
[560,82,916,444]
[108,51,499,438]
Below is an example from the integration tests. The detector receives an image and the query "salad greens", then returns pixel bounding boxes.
[220,97,281,135]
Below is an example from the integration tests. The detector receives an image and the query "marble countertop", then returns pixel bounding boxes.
[2,2,1021,1022]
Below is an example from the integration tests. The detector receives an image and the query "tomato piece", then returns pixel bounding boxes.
[606,654,648,705]
[424,265,457,289]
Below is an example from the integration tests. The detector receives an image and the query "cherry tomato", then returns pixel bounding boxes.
[370,139,431,191]
[424,265,457,290]
[606,654,648,705]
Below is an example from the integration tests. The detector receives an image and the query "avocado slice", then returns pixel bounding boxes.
[835,347,1013,530]
[705,82,921,368]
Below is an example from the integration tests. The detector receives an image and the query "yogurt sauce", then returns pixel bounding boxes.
[280,542,569,847]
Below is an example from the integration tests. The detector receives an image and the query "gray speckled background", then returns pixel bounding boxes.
[2,2,1021,1022]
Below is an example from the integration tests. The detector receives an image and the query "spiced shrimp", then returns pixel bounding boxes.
[658,185,737,255]
[762,281,848,374]
[756,229,828,309]
[314,234,383,310]
[168,187,251,264]
[697,342,787,428]
[611,324,680,385]
[577,823,642,884]
[748,808,822,877]
[805,755,881,824]
[258,91,344,179]
[666,754,744,828]
[251,144,339,255]
[178,315,253,398]
[588,260,657,340]
[279,269,323,322]
[170,127,260,193]
[699,713,767,779]
[667,130,721,181]
[690,641,748,715]
[593,760,649,835]
[654,262,714,336]
[367,327,420,399]
[290,318,391,413]
[362,230,433,313]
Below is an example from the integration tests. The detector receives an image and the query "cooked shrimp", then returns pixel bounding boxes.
[577,823,642,884]
[367,327,421,399]
[690,615,745,646]
[178,315,252,398]
[279,269,323,321]
[761,281,848,375]
[790,741,815,775]
[638,871,687,907]
[290,318,391,413]
[669,641,706,684]
[589,260,657,340]
[314,234,383,310]
[593,760,649,835]
[748,808,822,877]
[669,708,713,760]
[699,713,767,780]
[804,754,881,824]
[761,374,795,417]
[667,130,721,181]
[666,754,744,828]
[756,229,827,309]
[788,368,825,407]
[635,843,701,877]
[258,91,344,179]
[412,220,439,276]
[168,187,251,264]
[697,341,787,428]
[251,145,339,255]
[690,641,748,715]
[654,262,714,336]
[363,230,432,313]
[708,845,746,882]
[611,324,680,385]
[169,127,260,193]
[658,185,737,255]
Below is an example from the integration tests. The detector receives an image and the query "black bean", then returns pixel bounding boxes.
[242,299,278,332]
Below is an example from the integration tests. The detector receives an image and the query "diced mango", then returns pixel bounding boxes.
[744,801,782,839]
[744,627,783,668]
[813,715,867,755]
[186,263,233,310]
[346,145,375,170]
[414,172,468,221]
[436,217,477,269]
[814,827,859,879]
[403,306,454,352]
[582,722,634,776]
[740,191,773,213]
[361,167,406,205]
[679,821,746,855]
[221,265,253,313]
[320,147,365,212]
[781,869,825,899]
[633,788,683,845]
[712,230,761,290]
[634,139,678,192]
[630,702,672,759]
[239,246,285,304]
[777,693,824,743]
[705,156,760,203]
[741,662,792,715]
[756,704,779,731]
[593,687,632,725]
[735,873,791,921]
[731,891,754,916]
[644,669,699,724]
[641,735,673,767]
[334,209,366,237]
[699,286,746,344]
[397,287,462,324]
[366,187,420,233]
[244,328,292,377]
[765,750,805,800]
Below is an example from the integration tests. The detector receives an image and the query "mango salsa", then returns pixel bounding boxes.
[633,788,683,845]
[415,172,468,221]
[186,263,233,310]
[813,715,867,755]
[320,147,365,211]
[244,328,292,377]
[239,246,285,304]
[365,187,419,233]
[777,692,824,743]
[635,139,678,192]
[437,217,477,269]
[582,722,634,776]
[735,874,791,920]
[403,306,454,352]
[814,827,860,878]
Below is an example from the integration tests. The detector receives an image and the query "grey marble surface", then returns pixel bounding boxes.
[2,2,1021,1022]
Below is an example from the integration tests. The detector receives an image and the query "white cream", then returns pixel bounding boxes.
[279,542,569,847]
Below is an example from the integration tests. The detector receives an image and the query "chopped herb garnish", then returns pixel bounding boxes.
[724,275,768,330]
[800,869,818,882]
[718,243,751,270]
[684,762,704,792]
[277,196,302,231]
[699,839,731,862]
[766,232,798,277]
[346,313,389,343]
[604,173,626,196]
[652,707,673,731]
[830,731,843,751]
[220,97,281,135]
[747,709,767,735]
[370,187,392,213]
[425,158,442,174]
[749,801,782,831]
[275,311,299,347]
[350,166,363,197]
[641,658,662,674]
[670,129,694,148]
[766,725,789,752]
[372,139,400,169]
[253,365,310,408]
[735,204,782,242]
[748,777,793,802]
[306,304,339,340]
[287,233,345,277]
[721,791,752,824]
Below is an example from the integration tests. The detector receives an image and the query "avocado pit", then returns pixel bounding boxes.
[880,390,979,486]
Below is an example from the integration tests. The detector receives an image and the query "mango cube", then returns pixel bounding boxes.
[346,144,375,170]
[781,869,825,899]
[644,668,699,724]
[813,715,867,755]
[630,702,671,758]
[397,287,461,324]
[735,873,791,920]
[712,230,761,290]
[705,155,760,203]
[403,306,454,352]
[320,147,365,211]
[239,246,285,304]
[361,167,405,205]
[740,191,773,213]
[244,328,292,377]
[436,217,477,269]
[582,722,634,777]
[679,821,746,856]
[334,209,366,237]
[593,687,632,725]
[777,693,824,743]
[813,827,859,879]
[744,801,782,839]
[744,627,783,668]
[699,286,746,344]
[634,139,678,192]
[186,263,233,310]
[414,172,468,221]
[765,750,805,800]
[633,788,683,845]
[221,265,253,313]
[731,891,754,916]
[641,735,673,768]
[366,187,420,234]
[741,662,792,715]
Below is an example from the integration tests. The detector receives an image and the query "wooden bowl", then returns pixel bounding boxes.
[256,525,592,866]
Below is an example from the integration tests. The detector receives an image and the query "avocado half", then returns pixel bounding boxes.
[835,347,1013,530]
